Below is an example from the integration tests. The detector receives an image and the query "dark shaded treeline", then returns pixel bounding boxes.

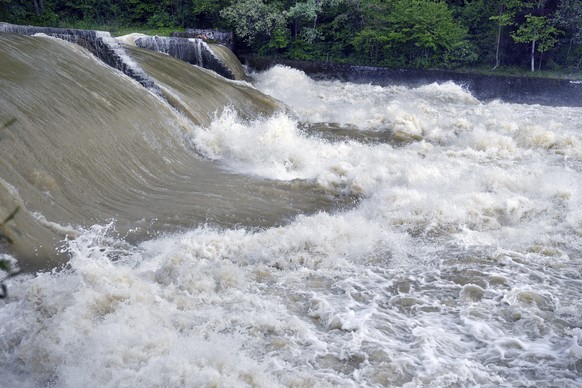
[2,0,581,72]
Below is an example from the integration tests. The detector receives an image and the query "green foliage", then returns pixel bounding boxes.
[512,14,560,53]
[263,27,291,54]
[190,0,232,28]
[146,11,177,29]
[490,13,512,29]
[511,14,561,71]
[287,1,320,22]
[220,0,287,46]
[1,0,581,73]
[556,0,582,43]
[288,39,315,60]
[445,40,479,67]
[554,0,582,69]
[352,28,391,64]
[353,0,472,68]
[287,0,347,39]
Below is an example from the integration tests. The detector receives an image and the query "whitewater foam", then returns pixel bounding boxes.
[1,63,581,387]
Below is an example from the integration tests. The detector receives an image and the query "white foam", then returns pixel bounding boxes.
[115,33,148,46]
[2,65,582,387]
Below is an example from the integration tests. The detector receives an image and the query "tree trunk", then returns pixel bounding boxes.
[494,24,501,70]
[531,38,536,72]
[493,6,505,70]
[565,38,573,67]
[33,0,42,16]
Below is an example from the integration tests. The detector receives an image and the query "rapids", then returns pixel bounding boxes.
[0,33,336,271]
[1,32,581,387]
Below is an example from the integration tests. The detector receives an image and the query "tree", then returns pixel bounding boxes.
[189,0,232,28]
[555,0,582,69]
[489,0,524,69]
[286,0,346,43]
[287,0,320,42]
[314,0,363,60]
[455,0,497,67]
[511,14,560,71]
[33,0,45,16]
[354,0,472,68]
[220,0,287,47]
[352,0,391,63]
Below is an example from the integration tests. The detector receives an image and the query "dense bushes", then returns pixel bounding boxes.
[2,0,582,72]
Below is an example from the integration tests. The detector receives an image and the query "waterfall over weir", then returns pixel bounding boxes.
[0,22,244,86]
[0,23,158,92]
[128,35,240,80]
[1,28,582,388]
[0,32,332,272]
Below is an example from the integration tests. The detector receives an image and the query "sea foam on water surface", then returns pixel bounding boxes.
[1,63,582,387]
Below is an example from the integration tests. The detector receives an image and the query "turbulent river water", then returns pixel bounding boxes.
[1,33,581,387]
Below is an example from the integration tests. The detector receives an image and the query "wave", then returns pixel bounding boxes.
[0,34,336,271]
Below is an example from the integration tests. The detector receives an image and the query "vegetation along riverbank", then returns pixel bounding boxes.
[2,0,582,78]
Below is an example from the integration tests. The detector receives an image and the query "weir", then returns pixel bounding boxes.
[1,26,582,388]
[172,29,235,50]
[0,32,330,272]
[130,35,238,80]
[0,22,159,92]
[0,23,245,86]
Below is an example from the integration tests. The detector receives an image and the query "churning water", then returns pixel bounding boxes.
[1,33,581,387]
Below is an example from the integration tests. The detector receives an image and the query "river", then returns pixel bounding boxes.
[1,32,581,387]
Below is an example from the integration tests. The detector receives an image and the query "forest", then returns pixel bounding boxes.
[1,0,582,74]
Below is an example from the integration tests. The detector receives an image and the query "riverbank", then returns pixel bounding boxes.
[243,56,582,107]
